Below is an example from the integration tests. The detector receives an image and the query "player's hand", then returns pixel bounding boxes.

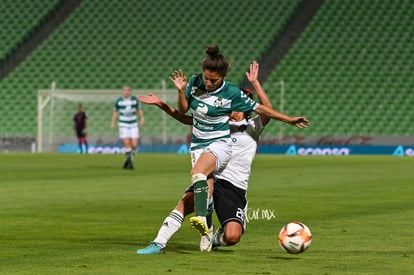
[82,128,87,134]
[289,117,310,128]
[138,93,162,106]
[169,69,187,92]
[246,61,259,84]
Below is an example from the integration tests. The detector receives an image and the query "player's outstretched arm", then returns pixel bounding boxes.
[138,93,193,125]
[246,61,272,126]
[254,104,310,128]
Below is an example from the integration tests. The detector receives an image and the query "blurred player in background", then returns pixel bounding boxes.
[73,103,88,154]
[111,85,145,169]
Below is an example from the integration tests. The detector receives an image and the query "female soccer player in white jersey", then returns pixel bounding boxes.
[171,45,309,238]
[110,85,145,169]
[136,61,308,254]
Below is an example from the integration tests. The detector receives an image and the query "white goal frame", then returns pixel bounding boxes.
[37,81,181,153]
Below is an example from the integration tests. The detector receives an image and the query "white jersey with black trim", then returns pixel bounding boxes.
[215,115,264,190]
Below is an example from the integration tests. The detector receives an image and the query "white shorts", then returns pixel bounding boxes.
[190,139,232,172]
[119,126,139,139]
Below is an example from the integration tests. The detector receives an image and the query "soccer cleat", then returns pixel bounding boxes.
[200,226,214,252]
[123,157,134,169]
[190,216,209,236]
[136,242,165,255]
[212,228,224,250]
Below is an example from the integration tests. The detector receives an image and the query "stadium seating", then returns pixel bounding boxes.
[263,0,414,136]
[0,0,300,137]
[0,0,60,60]
[1,0,413,140]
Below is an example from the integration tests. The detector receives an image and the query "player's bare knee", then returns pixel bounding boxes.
[224,233,241,246]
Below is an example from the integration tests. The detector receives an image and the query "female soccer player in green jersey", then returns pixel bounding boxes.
[170,45,309,238]
[111,85,145,169]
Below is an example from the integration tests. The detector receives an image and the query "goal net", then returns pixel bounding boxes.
[37,83,190,153]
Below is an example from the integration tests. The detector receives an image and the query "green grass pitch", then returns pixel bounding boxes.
[0,154,413,274]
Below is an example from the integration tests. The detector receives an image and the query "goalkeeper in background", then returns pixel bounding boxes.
[111,85,145,169]
[73,103,88,154]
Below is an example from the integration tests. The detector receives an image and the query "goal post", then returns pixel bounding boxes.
[37,83,189,153]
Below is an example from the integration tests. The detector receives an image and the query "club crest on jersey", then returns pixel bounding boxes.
[214,97,223,108]
[196,103,208,115]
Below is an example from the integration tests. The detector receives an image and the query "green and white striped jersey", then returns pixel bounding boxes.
[114,96,140,128]
[186,73,259,150]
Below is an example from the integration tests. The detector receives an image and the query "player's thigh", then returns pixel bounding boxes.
[119,127,130,139]
[213,178,247,233]
[119,127,135,147]
[190,139,232,175]
[130,127,139,139]
[191,152,217,176]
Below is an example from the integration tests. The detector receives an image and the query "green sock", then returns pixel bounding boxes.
[125,150,131,160]
[193,180,209,217]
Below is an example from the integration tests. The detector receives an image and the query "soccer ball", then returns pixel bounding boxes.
[278,222,312,254]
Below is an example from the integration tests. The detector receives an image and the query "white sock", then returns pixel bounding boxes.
[153,210,184,247]
[217,231,226,246]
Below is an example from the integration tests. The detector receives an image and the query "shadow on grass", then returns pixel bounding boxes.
[167,243,237,254]
[267,256,301,260]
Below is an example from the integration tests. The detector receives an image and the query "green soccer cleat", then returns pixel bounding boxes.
[136,242,165,255]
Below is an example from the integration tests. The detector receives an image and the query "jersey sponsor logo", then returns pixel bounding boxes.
[196,103,208,115]
[194,120,214,130]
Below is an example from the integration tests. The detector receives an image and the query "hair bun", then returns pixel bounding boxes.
[205,45,220,56]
